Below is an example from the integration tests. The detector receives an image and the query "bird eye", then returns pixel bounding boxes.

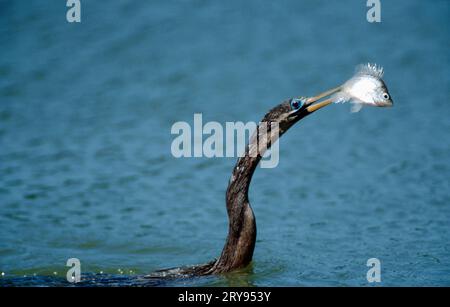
[290,98,304,110]
[382,93,390,100]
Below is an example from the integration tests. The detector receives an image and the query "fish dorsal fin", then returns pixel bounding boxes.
[351,103,363,113]
[355,63,384,78]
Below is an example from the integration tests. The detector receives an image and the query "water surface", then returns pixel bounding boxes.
[0,0,449,286]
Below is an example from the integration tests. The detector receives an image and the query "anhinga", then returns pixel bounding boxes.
[149,89,340,278]
[150,63,392,277]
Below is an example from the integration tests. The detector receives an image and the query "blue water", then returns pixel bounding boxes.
[0,0,449,286]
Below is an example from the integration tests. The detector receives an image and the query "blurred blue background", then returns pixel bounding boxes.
[0,0,449,286]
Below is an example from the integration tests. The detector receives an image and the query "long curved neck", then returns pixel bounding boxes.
[210,136,261,273]
[210,101,294,274]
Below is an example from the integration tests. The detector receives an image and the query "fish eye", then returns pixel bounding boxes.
[382,93,390,100]
[290,98,304,110]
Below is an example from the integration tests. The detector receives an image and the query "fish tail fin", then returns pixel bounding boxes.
[331,92,349,104]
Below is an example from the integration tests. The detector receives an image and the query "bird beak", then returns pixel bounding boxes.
[306,98,333,113]
[304,86,342,113]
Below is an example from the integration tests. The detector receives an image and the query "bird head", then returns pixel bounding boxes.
[261,94,333,134]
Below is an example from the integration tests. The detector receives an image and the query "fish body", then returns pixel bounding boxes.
[333,63,393,112]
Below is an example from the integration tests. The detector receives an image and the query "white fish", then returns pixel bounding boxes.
[332,63,393,112]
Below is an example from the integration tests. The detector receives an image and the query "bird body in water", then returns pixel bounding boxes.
[149,63,393,278]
